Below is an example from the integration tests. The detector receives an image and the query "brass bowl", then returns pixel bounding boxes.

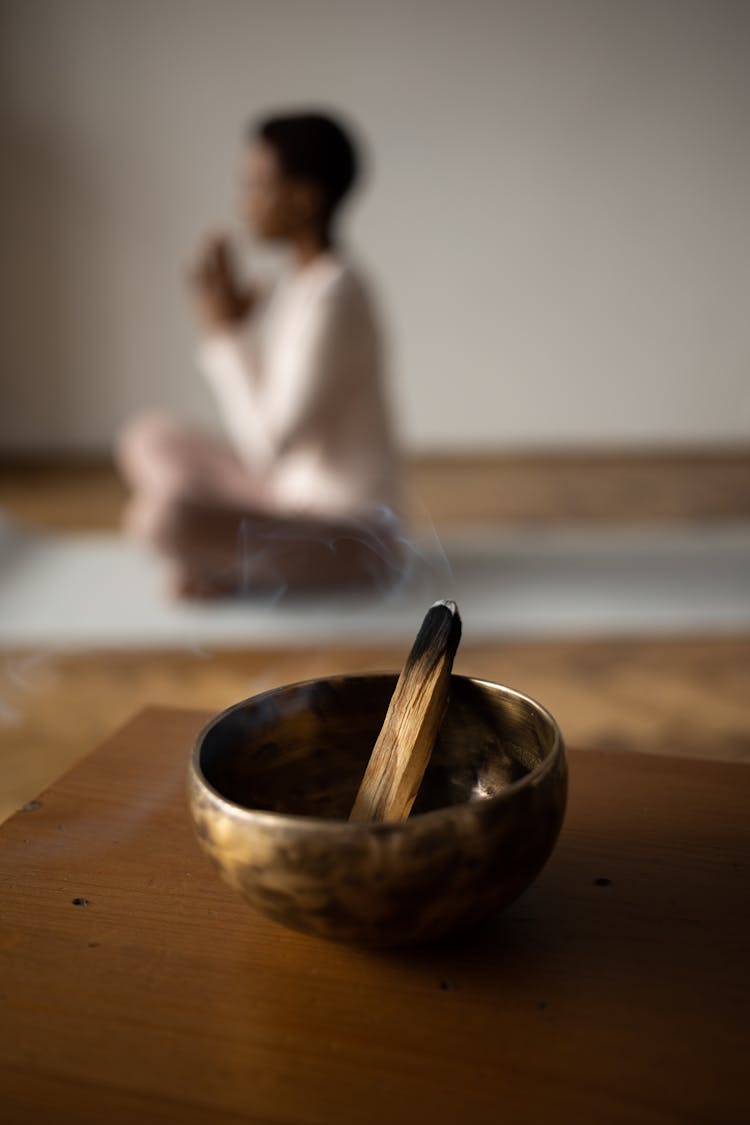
[188,674,566,947]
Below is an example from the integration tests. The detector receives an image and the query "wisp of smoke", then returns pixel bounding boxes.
[232,502,454,610]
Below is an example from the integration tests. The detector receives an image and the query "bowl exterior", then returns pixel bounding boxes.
[188,677,566,947]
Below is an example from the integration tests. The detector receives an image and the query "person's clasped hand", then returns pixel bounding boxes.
[188,233,256,333]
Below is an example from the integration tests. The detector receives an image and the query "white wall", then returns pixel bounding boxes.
[1,0,749,453]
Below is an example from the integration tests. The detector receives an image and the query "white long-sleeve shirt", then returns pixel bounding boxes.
[198,253,400,519]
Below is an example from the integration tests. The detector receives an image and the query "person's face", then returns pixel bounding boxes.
[240,141,322,241]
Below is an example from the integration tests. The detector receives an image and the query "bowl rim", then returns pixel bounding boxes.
[189,672,564,833]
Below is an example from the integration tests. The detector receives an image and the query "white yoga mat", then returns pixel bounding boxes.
[0,515,748,648]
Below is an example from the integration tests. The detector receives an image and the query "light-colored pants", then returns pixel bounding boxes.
[116,412,403,596]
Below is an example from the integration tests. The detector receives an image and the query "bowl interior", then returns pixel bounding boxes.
[197,674,558,820]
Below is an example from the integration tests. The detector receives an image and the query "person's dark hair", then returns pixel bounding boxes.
[251,111,360,230]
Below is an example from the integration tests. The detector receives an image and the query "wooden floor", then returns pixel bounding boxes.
[1,451,749,823]
[2,448,749,531]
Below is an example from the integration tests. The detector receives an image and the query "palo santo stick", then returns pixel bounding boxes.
[349,600,462,823]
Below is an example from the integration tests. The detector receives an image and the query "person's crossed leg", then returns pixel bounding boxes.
[117,411,403,598]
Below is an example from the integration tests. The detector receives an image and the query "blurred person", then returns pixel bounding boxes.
[117,111,402,597]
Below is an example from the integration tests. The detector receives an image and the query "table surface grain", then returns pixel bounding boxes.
[0,705,748,1125]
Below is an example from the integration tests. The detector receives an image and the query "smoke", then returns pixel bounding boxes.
[394,496,455,598]
[0,653,58,727]
[230,502,455,609]
[0,494,460,822]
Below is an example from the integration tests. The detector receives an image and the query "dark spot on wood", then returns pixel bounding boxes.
[594,877,612,887]
[21,801,41,812]
[72,897,89,907]
[439,980,454,991]
[537,1001,548,1010]
[87,941,100,948]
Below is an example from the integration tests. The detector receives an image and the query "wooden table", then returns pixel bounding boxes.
[1,707,747,1124]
